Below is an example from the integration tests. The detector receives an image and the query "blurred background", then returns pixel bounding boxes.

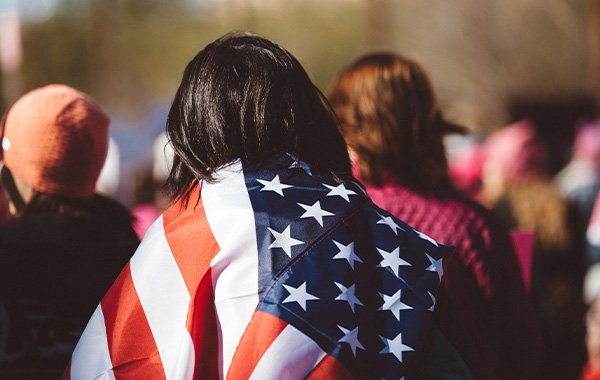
[0,0,598,204]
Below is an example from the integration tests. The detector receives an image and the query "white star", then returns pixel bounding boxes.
[337,325,365,357]
[380,333,414,363]
[379,289,413,321]
[289,160,312,175]
[377,247,411,277]
[417,230,439,246]
[334,282,364,312]
[324,183,356,202]
[268,225,303,257]
[298,201,334,227]
[257,175,292,196]
[282,282,319,311]
[377,213,404,235]
[332,240,363,269]
[426,253,444,280]
[427,291,436,312]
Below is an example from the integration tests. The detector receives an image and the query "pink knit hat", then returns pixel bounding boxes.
[1,84,109,199]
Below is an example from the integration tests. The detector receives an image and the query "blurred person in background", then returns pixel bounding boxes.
[129,168,161,239]
[65,33,452,379]
[581,263,600,380]
[482,119,586,379]
[137,132,175,236]
[0,84,139,378]
[555,121,600,232]
[95,136,121,199]
[556,121,600,266]
[128,132,173,239]
[588,193,600,265]
[445,134,485,200]
[328,52,541,380]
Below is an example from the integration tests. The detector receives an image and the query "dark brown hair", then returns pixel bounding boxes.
[328,53,457,191]
[166,32,351,201]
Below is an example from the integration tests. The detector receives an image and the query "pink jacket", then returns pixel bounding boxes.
[364,181,542,379]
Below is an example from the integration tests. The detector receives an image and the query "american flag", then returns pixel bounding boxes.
[64,154,450,379]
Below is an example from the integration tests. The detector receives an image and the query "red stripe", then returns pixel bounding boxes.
[163,184,220,300]
[305,354,354,380]
[226,311,288,379]
[101,263,166,379]
[189,267,220,379]
[163,184,222,379]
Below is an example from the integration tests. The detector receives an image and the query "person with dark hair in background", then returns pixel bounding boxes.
[328,53,542,379]
[66,33,452,379]
[0,85,139,378]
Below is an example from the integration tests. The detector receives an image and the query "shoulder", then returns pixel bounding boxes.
[90,195,135,228]
[87,195,139,243]
[252,188,450,378]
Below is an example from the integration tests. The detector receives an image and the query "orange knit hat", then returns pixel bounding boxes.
[1,84,109,199]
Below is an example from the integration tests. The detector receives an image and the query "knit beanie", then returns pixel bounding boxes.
[2,84,109,199]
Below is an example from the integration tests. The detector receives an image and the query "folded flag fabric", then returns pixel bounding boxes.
[64,153,451,380]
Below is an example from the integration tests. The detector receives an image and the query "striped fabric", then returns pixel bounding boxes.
[65,154,450,379]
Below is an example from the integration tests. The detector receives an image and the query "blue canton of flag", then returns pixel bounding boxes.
[243,153,451,379]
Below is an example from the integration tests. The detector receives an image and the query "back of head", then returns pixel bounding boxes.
[328,53,453,190]
[574,121,600,164]
[483,119,547,183]
[166,32,351,199]
[2,84,109,199]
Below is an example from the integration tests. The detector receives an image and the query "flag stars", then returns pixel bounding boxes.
[426,253,444,280]
[298,201,334,227]
[334,282,364,312]
[257,175,292,196]
[282,282,319,311]
[379,289,412,321]
[380,333,414,363]
[427,291,436,312]
[337,325,365,357]
[417,230,439,247]
[324,183,356,202]
[289,160,312,175]
[377,214,404,235]
[268,226,303,257]
[332,240,363,269]
[377,247,411,277]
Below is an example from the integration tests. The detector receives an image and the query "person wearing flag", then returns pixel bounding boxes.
[65,33,452,379]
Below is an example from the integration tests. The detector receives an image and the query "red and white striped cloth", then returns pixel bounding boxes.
[65,156,447,379]
[64,162,351,379]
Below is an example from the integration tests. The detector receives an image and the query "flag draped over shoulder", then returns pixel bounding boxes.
[64,154,451,380]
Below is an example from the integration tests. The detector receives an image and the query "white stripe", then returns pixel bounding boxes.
[70,306,115,380]
[129,216,195,380]
[202,161,260,379]
[249,324,327,380]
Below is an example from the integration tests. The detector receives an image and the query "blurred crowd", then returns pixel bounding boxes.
[1,32,600,379]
